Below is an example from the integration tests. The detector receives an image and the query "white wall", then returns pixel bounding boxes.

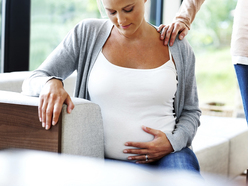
[145,0,151,21]
[163,0,181,25]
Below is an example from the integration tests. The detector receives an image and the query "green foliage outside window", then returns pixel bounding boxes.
[188,0,237,50]
[30,0,100,70]
[187,0,238,109]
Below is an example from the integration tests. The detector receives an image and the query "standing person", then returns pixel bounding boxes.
[159,0,248,123]
[231,0,248,123]
[22,0,201,173]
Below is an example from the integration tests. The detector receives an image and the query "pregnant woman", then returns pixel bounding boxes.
[22,0,201,173]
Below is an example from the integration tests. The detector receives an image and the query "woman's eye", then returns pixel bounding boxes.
[109,11,116,15]
[124,7,134,13]
[108,7,134,15]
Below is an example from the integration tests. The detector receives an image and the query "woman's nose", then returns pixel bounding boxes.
[117,13,126,25]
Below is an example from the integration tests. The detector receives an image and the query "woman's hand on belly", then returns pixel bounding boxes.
[123,126,174,164]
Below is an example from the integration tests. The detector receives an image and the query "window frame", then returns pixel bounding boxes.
[1,0,31,73]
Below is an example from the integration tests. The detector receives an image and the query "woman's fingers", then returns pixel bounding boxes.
[127,154,153,163]
[125,141,150,149]
[141,126,161,137]
[38,96,44,124]
[52,101,63,126]
[65,95,75,114]
[38,79,73,130]
[51,95,74,126]
[164,24,174,46]
[157,24,166,33]
[45,102,54,130]
[41,96,63,130]
[169,22,188,46]
[39,93,58,130]
[157,24,171,45]
[124,126,174,163]
[123,148,148,155]
[178,26,189,40]
[41,97,48,128]
[125,151,161,164]
[158,21,189,46]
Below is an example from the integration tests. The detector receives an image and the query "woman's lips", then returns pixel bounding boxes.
[121,23,132,29]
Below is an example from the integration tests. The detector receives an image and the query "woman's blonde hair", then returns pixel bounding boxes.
[97,0,107,18]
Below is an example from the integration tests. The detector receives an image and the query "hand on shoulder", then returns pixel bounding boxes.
[157,21,189,46]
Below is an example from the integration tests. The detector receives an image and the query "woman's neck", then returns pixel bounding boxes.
[114,20,156,42]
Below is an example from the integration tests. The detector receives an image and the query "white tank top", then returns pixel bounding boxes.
[88,50,178,160]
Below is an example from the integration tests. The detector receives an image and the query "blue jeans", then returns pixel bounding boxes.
[234,64,248,123]
[106,147,200,174]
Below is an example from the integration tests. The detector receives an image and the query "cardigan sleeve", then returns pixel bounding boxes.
[174,0,205,29]
[22,21,86,97]
[165,37,201,152]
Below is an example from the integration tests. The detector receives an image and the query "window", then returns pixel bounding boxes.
[187,0,238,116]
[29,0,100,70]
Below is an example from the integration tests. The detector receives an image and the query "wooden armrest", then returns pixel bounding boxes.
[0,102,62,153]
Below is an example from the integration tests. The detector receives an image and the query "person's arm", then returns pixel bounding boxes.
[22,22,83,130]
[158,0,205,46]
[22,23,81,97]
[175,0,205,30]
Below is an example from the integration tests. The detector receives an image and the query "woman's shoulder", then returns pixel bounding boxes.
[68,18,112,41]
[172,36,192,50]
[75,18,112,30]
[169,36,196,73]
[169,36,194,59]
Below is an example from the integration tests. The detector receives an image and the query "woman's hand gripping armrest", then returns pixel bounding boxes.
[39,78,74,130]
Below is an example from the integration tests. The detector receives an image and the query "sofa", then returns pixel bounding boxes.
[0,71,104,158]
[0,71,247,181]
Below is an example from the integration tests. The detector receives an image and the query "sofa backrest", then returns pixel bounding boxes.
[0,71,77,97]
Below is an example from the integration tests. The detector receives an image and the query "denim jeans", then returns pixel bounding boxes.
[106,147,200,174]
[234,64,248,123]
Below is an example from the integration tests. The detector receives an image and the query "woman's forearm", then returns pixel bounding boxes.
[175,0,205,29]
[22,71,56,97]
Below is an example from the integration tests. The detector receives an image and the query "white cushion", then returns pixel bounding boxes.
[193,134,229,180]
[0,71,31,92]
[194,116,248,179]
[0,71,77,97]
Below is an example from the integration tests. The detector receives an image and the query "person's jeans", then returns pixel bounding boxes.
[234,64,248,123]
[106,147,200,174]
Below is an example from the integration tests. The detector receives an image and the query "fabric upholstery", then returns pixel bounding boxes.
[0,71,76,97]
[61,97,104,158]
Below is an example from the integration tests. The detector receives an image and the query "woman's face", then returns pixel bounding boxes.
[101,0,147,37]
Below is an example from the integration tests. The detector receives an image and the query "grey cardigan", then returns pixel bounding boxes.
[22,19,201,152]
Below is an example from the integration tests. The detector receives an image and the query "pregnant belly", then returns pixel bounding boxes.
[103,118,175,161]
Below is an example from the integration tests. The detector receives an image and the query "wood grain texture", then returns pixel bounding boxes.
[0,102,61,153]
